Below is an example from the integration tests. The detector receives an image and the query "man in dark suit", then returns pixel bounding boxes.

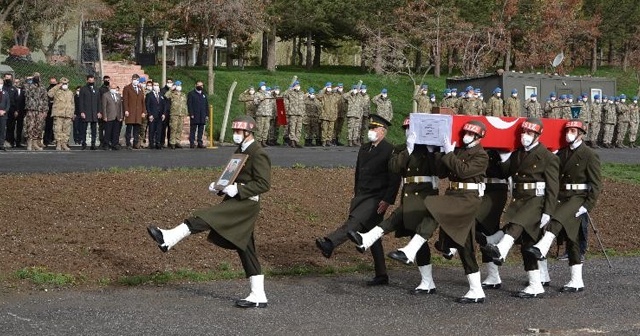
[79,75,101,150]
[315,114,401,286]
[0,79,10,151]
[2,73,17,149]
[98,75,111,149]
[523,119,601,293]
[159,78,173,148]
[101,82,123,150]
[145,81,165,149]
[187,80,208,148]
[44,77,57,146]
[148,116,272,309]
[7,77,26,148]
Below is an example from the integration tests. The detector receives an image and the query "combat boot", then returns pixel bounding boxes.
[56,144,62,151]
[62,143,71,151]
[315,139,323,147]
[27,140,33,151]
[147,223,191,252]
[33,140,43,151]
[305,139,312,146]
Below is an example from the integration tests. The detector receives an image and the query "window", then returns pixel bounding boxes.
[524,86,538,99]
[590,88,602,101]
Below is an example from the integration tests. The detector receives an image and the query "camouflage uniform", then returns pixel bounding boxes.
[413,92,432,113]
[372,93,393,122]
[504,96,521,117]
[460,97,480,115]
[318,90,341,145]
[544,99,561,119]
[238,89,257,118]
[485,96,503,117]
[590,101,603,145]
[343,91,361,145]
[524,99,543,118]
[560,101,572,120]
[303,94,322,145]
[24,83,49,148]
[629,101,639,147]
[358,92,371,140]
[615,100,630,147]
[267,91,282,144]
[48,84,75,149]
[165,90,188,146]
[334,88,347,143]
[254,90,271,143]
[602,101,617,147]
[284,88,306,144]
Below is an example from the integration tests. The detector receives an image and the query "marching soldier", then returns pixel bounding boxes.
[384,120,489,303]
[481,118,559,299]
[615,94,630,148]
[372,88,393,122]
[344,85,362,146]
[148,115,272,309]
[164,80,187,149]
[238,86,257,118]
[524,119,601,293]
[602,96,617,148]
[524,93,543,118]
[317,82,341,147]
[629,96,639,148]
[23,72,48,151]
[413,84,432,113]
[303,88,322,146]
[504,89,521,117]
[315,115,401,286]
[47,77,75,151]
[349,116,440,293]
[485,88,503,117]
[284,81,306,148]
[589,95,603,148]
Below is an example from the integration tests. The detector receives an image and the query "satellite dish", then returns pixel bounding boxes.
[551,52,564,68]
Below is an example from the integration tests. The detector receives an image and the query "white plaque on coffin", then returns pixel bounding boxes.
[408,113,453,145]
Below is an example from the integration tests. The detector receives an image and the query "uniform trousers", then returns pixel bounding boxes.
[255,116,270,142]
[104,120,121,148]
[616,120,629,145]
[25,111,46,140]
[321,120,334,142]
[602,123,615,144]
[169,115,184,145]
[546,220,582,266]
[378,208,432,266]
[53,117,72,145]
[185,216,261,277]
[347,117,361,141]
[287,115,303,142]
[502,223,539,271]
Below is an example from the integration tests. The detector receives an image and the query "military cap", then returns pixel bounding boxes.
[444,88,451,94]
[530,93,537,97]
[560,94,567,99]
[493,87,502,94]
[465,86,474,92]
[521,117,543,134]
[308,87,315,94]
[351,85,357,90]
[293,80,300,86]
[463,120,486,138]
[231,115,257,132]
[361,85,367,90]
[325,82,332,87]
[550,92,557,97]
[337,83,343,87]
[564,119,587,133]
[633,96,638,101]
[567,94,573,99]
[258,81,266,87]
[594,94,600,99]
[421,84,428,89]
[620,94,627,99]
[451,88,458,92]
[430,93,436,98]
[511,89,518,94]
[381,88,388,94]
[369,114,391,129]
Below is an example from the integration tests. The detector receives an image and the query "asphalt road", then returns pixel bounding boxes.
[1,256,639,336]
[0,145,638,174]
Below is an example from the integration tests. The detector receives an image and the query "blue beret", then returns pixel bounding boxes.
[381,88,388,94]
[174,80,182,86]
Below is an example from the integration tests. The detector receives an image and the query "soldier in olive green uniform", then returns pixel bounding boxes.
[284,81,305,148]
[485,88,503,117]
[602,97,617,148]
[589,95,603,148]
[523,119,601,293]
[253,82,271,146]
[560,95,573,120]
[349,116,440,293]
[334,83,346,145]
[576,94,591,144]
[24,72,49,151]
[164,81,188,149]
[238,86,257,118]
[48,77,75,150]
[481,118,559,299]
[358,85,371,142]
[524,93,543,118]
[615,94,630,148]
[504,89,521,117]
[318,82,341,147]
[544,92,561,119]
[372,88,393,122]
[413,84,432,113]
[629,97,639,148]
[303,88,322,146]
[148,116,271,309]
[344,85,362,146]
[384,121,490,303]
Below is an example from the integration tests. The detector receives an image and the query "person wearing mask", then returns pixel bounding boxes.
[1,73,17,149]
[102,82,124,150]
[145,81,165,149]
[165,80,187,149]
[47,77,75,151]
[187,80,208,148]
[159,78,174,148]
[78,75,101,150]
[97,75,111,149]
[122,74,147,149]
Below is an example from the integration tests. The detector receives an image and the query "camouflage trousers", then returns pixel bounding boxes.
[287,115,304,142]
[169,115,184,145]
[615,121,629,145]
[347,117,361,141]
[321,120,335,142]
[26,110,46,140]
[303,117,320,141]
[139,117,148,146]
[53,116,72,145]
[629,120,638,143]
[589,122,601,144]
[602,123,615,145]
[334,116,345,140]
[361,116,370,139]
[255,116,271,142]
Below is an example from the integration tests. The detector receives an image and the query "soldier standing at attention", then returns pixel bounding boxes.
[78,74,101,150]
[283,81,305,148]
[384,120,490,303]
[315,115,401,285]
[343,85,361,146]
[303,88,322,146]
[349,116,440,293]
[47,77,75,151]
[317,82,341,147]
[560,95,573,119]
[504,89,521,117]
[481,118,559,299]
[413,84,432,113]
[372,88,393,122]
[524,93,543,118]
[253,82,271,147]
[148,116,271,309]
[601,96,617,148]
[589,95,603,148]
[629,96,639,148]
[164,80,187,149]
[238,86,257,118]
[23,72,48,151]
[334,83,346,146]
[459,86,479,115]
[485,88,503,117]
[544,92,560,119]
[615,94,630,148]
[358,85,371,143]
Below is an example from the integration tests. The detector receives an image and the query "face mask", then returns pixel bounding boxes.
[294,86,300,91]
[496,93,501,97]
[103,81,110,86]
[146,87,152,92]
[309,94,315,99]
[132,80,139,86]
[153,85,160,92]
[110,89,117,94]
[634,100,638,104]
[430,98,436,102]
[361,90,367,94]
[568,99,573,103]
[260,86,266,91]
[621,99,626,103]
[583,98,588,102]
[176,86,182,92]
[512,94,517,98]
[232,133,244,144]
[565,132,577,144]
[422,90,428,95]
[61,84,69,90]
[463,134,475,145]
[551,97,556,101]
[196,86,203,91]
[274,90,280,95]
[531,97,537,102]
[521,133,534,147]
[367,130,378,142]
[4,79,12,86]
[249,89,255,94]
[337,88,343,92]
[382,94,387,98]
[326,88,332,93]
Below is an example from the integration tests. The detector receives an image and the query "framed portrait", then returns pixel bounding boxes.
[215,154,248,190]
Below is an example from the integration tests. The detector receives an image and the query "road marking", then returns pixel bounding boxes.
[7,312,32,321]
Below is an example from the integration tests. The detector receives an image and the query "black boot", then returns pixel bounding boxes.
[305,139,312,146]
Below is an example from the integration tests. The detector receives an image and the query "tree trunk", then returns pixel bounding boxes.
[447,47,453,75]
[261,32,268,68]
[607,40,613,65]
[360,42,367,71]
[226,35,233,68]
[414,49,422,74]
[290,37,297,66]
[622,42,630,72]
[434,45,441,78]
[305,32,313,70]
[266,25,276,72]
[591,38,597,74]
[504,46,511,72]
[313,40,321,68]
[207,34,217,95]
[194,35,205,66]
[297,37,303,66]
[373,29,383,74]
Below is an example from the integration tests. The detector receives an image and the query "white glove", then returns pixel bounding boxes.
[442,135,455,154]
[539,213,551,228]
[499,151,512,162]
[575,206,587,218]
[406,132,416,155]
[208,182,217,192]
[222,183,238,197]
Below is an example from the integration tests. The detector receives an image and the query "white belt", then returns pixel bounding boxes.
[449,182,480,190]
[249,195,260,202]
[515,182,546,190]
[403,176,439,184]
[563,183,589,190]
[484,178,507,184]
